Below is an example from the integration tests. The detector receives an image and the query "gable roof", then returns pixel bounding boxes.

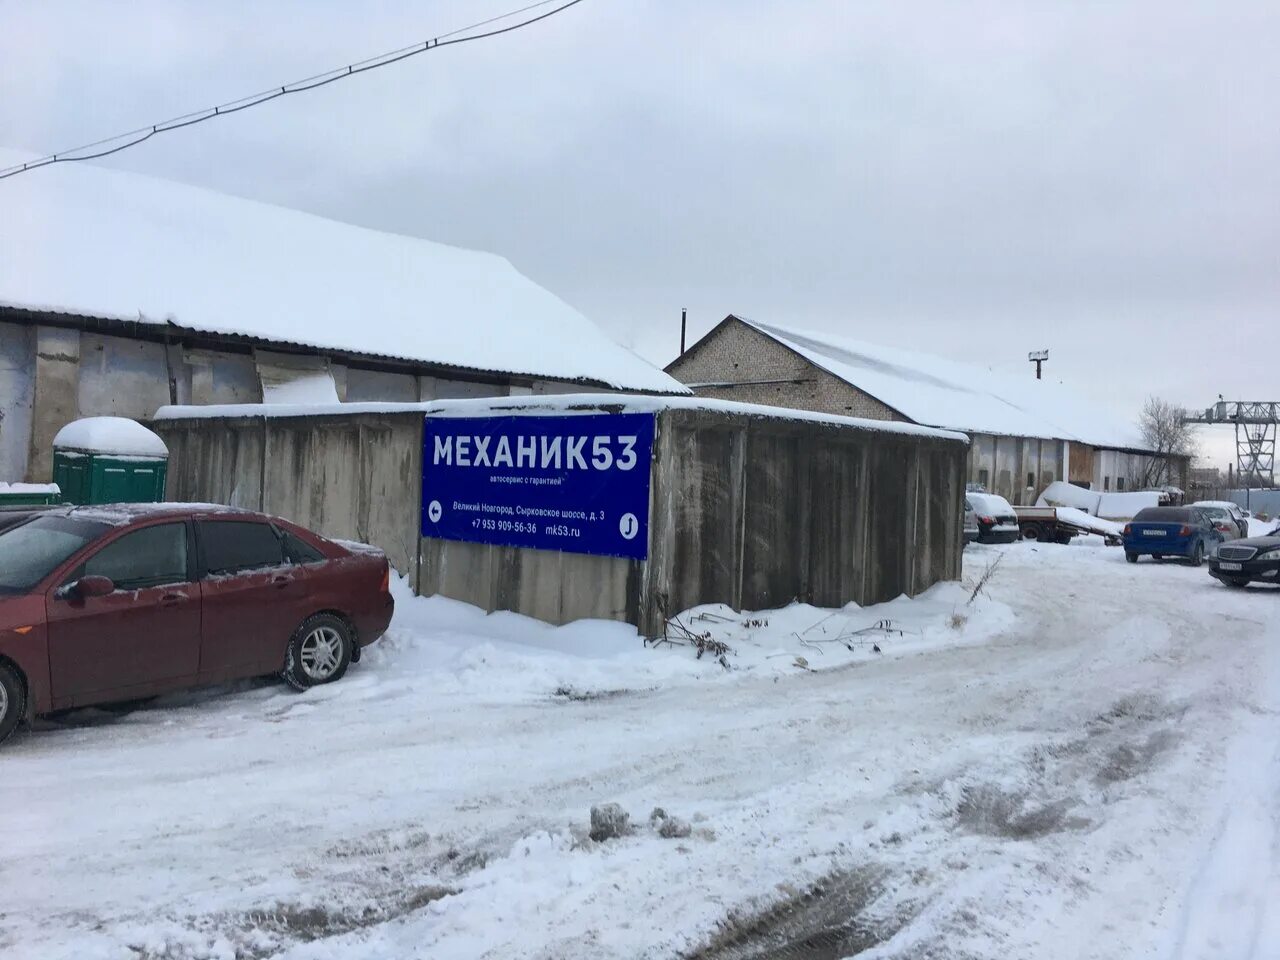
[0,148,684,394]
[734,316,1145,450]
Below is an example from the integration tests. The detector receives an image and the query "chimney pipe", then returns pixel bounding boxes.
[680,308,687,356]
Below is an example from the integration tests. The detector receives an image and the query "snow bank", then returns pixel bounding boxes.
[0,147,683,394]
[365,571,1014,703]
[52,416,168,457]
[154,393,970,442]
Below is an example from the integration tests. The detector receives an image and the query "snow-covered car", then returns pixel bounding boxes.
[0,504,394,746]
[963,500,980,543]
[1208,532,1280,588]
[1190,501,1248,540]
[965,493,1020,544]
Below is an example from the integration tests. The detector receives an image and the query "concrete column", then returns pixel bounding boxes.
[27,326,81,482]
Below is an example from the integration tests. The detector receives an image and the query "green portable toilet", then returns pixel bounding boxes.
[51,417,169,505]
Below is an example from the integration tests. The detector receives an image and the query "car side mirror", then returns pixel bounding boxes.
[72,575,115,599]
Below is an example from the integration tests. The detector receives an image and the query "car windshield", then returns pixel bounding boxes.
[1197,506,1227,519]
[0,515,111,594]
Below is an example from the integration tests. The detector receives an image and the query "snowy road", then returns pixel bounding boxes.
[1,542,1277,959]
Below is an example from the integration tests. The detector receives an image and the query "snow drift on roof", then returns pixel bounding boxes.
[153,393,969,442]
[739,317,1145,450]
[0,148,683,395]
[53,416,169,457]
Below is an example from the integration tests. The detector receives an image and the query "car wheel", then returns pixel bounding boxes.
[1125,552,1138,563]
[282,613,354,691]
[1152,553,1164,561]
[1187,542,1204,567]
[0,662,26,746]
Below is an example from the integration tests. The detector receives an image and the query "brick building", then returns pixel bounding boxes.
[666,315,1186,505]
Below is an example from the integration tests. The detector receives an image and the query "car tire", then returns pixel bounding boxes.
[1152,553,1164,561]
[1187,542,1204,567]
[0,662,26,747]
[1125,552,1138,564]
[282,613,354,691]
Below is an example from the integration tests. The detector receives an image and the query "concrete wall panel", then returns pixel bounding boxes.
[0,322,34,481]
[159,405,968,639]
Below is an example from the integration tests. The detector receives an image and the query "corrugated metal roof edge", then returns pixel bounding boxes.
[1,302,689,396]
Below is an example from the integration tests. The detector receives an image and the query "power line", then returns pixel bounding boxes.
[0,0,587,181]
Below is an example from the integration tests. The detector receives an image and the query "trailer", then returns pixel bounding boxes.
[1014,505,1124,546]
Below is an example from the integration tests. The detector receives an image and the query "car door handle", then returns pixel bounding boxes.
[271,575,293,589]
[159,593,188,608]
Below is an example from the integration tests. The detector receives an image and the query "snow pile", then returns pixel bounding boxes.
[1055,506,1123,537]
[0,147,683,394]
[363,572,1015,702]
[742,317,1146,449]
[1037,480,1160,520]
[52,416,168,457]
[0,481,59,494]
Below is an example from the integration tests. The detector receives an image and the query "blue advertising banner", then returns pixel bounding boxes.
[421,413,656,560]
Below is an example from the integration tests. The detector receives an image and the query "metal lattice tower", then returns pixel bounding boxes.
[1183,401,1279,486]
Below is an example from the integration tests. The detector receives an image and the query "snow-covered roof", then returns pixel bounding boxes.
[153,393,969,442]
[735,317,1146,450]
[53,416,169,457]
[0,147,684,395]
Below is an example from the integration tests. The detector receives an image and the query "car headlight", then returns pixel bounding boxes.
[1256,548,1280,561]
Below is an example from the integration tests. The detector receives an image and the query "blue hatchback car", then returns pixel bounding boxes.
[1123,506,1224,565]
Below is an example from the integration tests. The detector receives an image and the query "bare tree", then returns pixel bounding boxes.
[1135,396,1198,488]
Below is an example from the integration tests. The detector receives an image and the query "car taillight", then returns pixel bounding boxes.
[980,516,995,525]
[1179,525,1192,536]
[380,562,389,593]
[1216,522,1232,533]
[1123,524,1131,536]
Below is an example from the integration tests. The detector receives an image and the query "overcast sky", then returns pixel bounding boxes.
[4,1,1276,468]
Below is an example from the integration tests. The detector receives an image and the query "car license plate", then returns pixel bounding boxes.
[1219,561,1243,571]
[1143,529,1166,536]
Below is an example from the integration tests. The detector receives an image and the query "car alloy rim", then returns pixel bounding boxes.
[0,680,8,721]
[299,625,344,680]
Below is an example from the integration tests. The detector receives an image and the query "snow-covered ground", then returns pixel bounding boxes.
[2,539,1278,959]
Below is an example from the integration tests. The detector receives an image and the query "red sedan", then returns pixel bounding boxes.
[0,504,393,745]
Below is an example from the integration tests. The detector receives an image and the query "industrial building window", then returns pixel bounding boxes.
[1104,477,1111,491]
[977,469,989,489]
[1026,472,1035,489]
[1116,477,1126,490]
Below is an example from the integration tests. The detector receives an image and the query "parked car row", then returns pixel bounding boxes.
[0,504,394,746]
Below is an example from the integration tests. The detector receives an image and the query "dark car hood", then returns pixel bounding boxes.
[1225,535,1280,549]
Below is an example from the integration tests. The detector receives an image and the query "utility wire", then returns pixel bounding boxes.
[0,0,586,181]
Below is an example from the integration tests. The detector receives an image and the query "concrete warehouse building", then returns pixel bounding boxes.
[152,395,969,634]
[0,147,682,484]
[667,316,1188,505]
